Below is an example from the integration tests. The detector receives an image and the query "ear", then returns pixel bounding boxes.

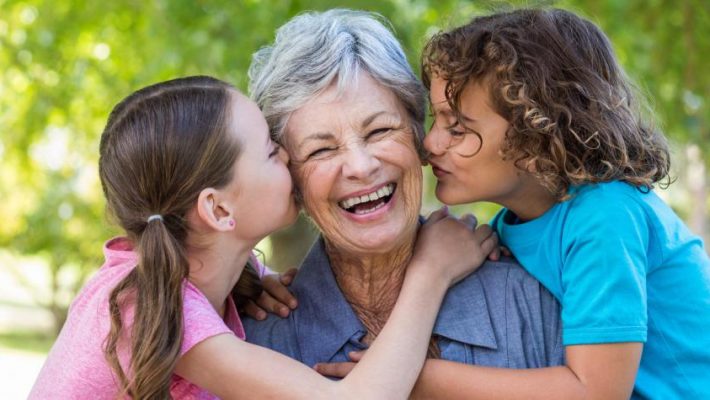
[196,188,236,232]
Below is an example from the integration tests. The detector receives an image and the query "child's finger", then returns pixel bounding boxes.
[473,224,494,242]
[263,274,298,310]
[488,246,501,261]
[480,232,499,256]
[279,267,298,286]
[501,246,513,257]
[426,206,449,223]
[348,350,366,362]
[460,213,478,230]
[313,362,357,378]
[255,290,291,317]
[242,300,267,321]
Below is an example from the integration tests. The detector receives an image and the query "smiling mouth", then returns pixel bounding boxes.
[338,183,396,215]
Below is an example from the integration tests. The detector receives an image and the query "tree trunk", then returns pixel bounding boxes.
[267,213,319,272]
[686,145,708,251]
[49,263,67,336]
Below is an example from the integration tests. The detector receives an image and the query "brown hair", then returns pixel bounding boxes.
[422,8,671,199]
[98,76,262,398]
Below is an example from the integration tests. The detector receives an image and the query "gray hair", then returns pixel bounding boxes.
[248,9,426,156]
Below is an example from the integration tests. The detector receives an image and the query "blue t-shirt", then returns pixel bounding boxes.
[493,181,710,399]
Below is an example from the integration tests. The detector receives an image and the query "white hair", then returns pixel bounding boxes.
[248,9,426,155]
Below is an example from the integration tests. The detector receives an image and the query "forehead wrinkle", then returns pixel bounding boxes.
[361,111,385,128]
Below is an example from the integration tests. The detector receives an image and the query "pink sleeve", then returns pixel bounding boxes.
[180,283,233,356]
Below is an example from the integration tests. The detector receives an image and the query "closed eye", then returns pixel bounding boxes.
[448,128,466,137]
[366,127,392,140]
[445,121,466,137]
[307,147,337,159]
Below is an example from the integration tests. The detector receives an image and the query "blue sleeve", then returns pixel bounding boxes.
[242,314,303,361]
[560,193,649,345]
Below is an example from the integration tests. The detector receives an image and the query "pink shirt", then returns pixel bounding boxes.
[30,237,260,399]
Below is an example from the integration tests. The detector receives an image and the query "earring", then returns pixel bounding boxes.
[228,219,235,227]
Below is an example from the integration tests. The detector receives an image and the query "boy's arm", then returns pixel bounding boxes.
[410,343,641,400]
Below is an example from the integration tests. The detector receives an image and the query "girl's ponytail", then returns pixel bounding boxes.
[133,217,188,397]
[106,216,189,398]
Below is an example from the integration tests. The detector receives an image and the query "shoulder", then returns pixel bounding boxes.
[242,311,301,359]
[461,257,560,319]
[475,257,549,293]
[243,311,297,342]
[567,182,646,215]
[452,258,564,366]
[179,283,237,356]
[562,182,651,240]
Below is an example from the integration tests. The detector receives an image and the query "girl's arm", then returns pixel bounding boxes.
[410,342,642,400]
[175,208,499,400]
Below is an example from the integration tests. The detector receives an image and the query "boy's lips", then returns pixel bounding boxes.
[429,161,449,178]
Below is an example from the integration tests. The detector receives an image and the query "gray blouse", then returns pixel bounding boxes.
[244,237,564,369]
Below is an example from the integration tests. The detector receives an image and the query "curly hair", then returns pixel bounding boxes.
[422,8,671,199]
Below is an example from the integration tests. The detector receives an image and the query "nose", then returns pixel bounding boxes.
[423,122,447,156]
[342,143,381,181]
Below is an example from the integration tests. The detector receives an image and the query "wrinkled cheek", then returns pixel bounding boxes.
[291,165,326,221]
[288,163,309,206]
[403,167,424,220]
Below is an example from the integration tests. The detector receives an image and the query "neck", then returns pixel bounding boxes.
[186,235,255,317]
[500,178,557,222]
[327,229,416,342]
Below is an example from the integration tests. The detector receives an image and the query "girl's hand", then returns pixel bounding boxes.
[242,268,298,320]
[410,207,498,287]
[487,245,512,261]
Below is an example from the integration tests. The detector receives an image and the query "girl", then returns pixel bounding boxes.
[30,76,497,399]
[418,7,710,400]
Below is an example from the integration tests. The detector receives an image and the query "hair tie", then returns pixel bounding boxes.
[146,214,163,223]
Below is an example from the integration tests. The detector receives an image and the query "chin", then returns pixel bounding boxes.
[435,188,458,206]
[436,185,477,206]
[349,224,414,254]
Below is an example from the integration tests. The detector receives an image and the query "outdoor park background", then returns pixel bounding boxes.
[0,0,707,397]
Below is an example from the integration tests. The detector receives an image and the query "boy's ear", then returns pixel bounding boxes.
[196,188,236,232]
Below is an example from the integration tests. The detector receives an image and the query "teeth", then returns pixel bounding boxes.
[339,184,394,209]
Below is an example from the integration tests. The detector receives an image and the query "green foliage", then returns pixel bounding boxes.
[0,0,707,334]
[0,330,54,354]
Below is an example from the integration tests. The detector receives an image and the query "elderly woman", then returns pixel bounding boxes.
[243,9,563,387]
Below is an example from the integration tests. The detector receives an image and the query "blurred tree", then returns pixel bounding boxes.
[0,0,707,337]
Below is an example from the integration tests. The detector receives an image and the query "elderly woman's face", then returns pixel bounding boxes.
[284,72,423,255]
